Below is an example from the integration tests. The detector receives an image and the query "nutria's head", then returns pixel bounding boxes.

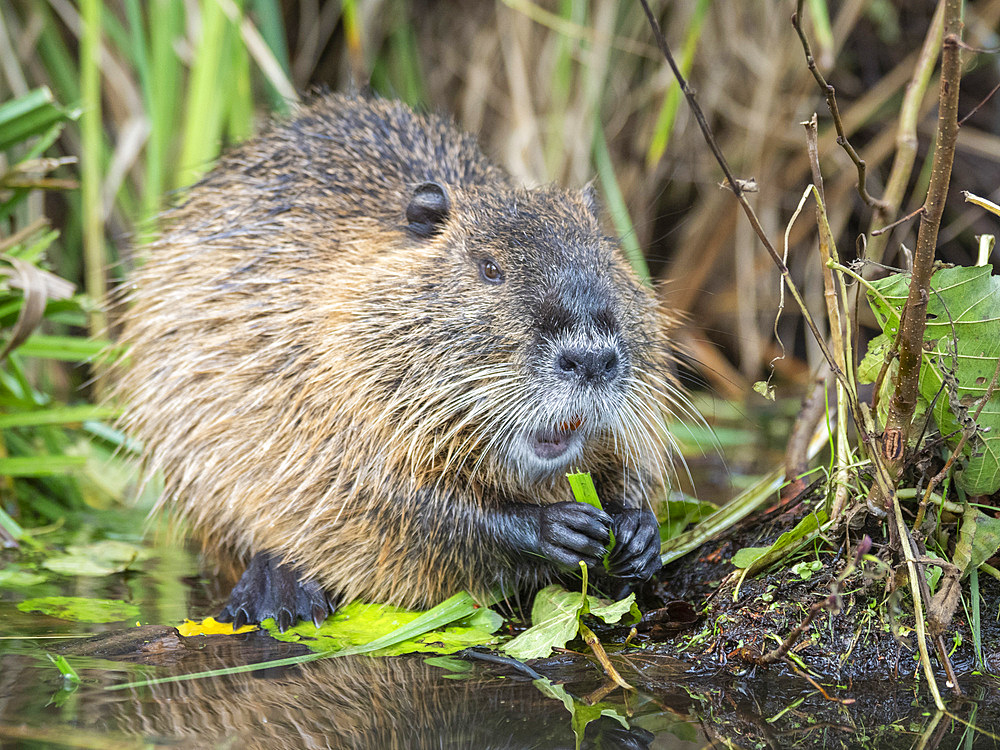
[350,179,678,494]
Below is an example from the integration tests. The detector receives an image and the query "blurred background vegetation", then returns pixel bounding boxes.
[1,0,999,528]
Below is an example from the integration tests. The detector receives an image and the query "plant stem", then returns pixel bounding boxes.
[881,0,964,485]
[865,0,945,268]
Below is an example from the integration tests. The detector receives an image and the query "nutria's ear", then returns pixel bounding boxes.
[581,181,603,223]
[406,182,450,237]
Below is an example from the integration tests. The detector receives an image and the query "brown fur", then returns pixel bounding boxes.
[116,94,686,609]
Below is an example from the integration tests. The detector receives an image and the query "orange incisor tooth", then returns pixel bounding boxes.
[558,416,583,432]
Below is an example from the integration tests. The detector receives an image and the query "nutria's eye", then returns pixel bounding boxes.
[479,258,505,285]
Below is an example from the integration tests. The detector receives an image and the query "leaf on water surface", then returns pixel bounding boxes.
[502,583,638,661]
[264,598,503,656]
[41,540,149,577]
[865,265,1000,495]
[17,595,140,623]
[0,565,47,587]
[177,616,257,636]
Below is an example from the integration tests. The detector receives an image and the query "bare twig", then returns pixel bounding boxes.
[792,0,889,213]
[871,206,926,237]
[958,79,1000,126]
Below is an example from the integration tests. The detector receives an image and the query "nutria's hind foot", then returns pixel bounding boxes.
[607,508,661,583]
[216,551,338,632]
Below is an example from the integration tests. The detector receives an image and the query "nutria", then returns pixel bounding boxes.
[117,94,684,631]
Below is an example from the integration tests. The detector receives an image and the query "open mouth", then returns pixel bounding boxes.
[531,416,584,460]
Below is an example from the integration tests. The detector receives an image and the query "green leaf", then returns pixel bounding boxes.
[658,495,718,541]
[588,593,639,626]
[565,471,615,563]
[503,584,584,661]
[731,511,828,574]
[264,592,500,656]
[953,508,1000,578]
[566,471,602,509]
[41,540,149,577]
[17,596,140,623]
[0,87,78,152]
[0,566,48,588]
[867,265,1000,494]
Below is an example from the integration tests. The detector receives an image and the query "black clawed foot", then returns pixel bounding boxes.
[538,501,613,571]
[607,508,661,583]
[216,551,338,632]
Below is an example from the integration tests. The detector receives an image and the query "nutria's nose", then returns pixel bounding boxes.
[555,345,620,384]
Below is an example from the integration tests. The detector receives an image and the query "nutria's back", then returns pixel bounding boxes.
[118,94,679,619]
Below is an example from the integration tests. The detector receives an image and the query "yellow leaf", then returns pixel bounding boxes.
[176,616,256,636]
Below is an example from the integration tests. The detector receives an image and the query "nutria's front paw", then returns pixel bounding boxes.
[607,508,661,582]
[216,551,338,632]
[538,502,612,571]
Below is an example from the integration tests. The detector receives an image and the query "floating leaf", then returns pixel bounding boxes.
[265,596,501,656]
[177,616,256,636]
[17,596,140,623]
[0,566,47,587]
[42,540,149,577]
[866,265,1000,494]
[502,582,637,661]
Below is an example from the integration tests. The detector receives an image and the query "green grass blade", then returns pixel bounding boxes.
[249,0,292,114]
[176,0,231,189]
[80,0,106,339]
[0,404,119,429]
[646,0,710,166]
[0,455,88,477]
[13,335,111,361]
[0,87,73,151]
[592,127,650,284]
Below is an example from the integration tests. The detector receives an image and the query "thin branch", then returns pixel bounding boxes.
[958,79,1000,126]
[871,206,926,237]
[792,0,889,213]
